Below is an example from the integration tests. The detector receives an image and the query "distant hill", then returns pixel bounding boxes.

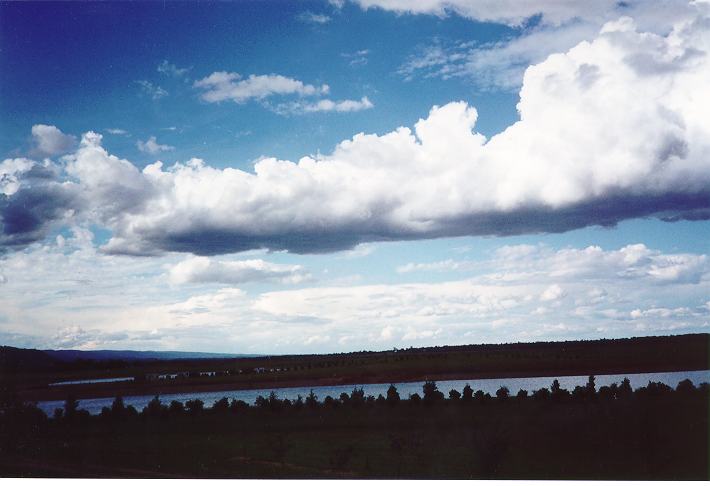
[43,349,258,362]
[0,346,260,373]
[0,346,58,372]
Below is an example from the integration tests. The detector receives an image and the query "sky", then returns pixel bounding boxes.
[1,0,709,354]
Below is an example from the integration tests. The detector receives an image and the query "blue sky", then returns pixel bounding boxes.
[1,1,517,166]
[1,0,709,353]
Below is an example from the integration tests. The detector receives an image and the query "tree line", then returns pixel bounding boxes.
[1,375,708,479]
[2,375,706,425]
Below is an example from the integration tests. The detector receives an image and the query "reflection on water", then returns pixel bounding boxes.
[37,369,710,416]
[48,377,134,386]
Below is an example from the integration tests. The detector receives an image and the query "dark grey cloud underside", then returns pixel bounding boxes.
[0,184,78,251]
[2,179,708,255]
[113,190,710,256]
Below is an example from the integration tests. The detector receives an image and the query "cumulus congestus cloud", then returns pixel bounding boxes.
[2,8,710,256]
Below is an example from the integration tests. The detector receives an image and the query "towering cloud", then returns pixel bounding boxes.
[2,7,709,256]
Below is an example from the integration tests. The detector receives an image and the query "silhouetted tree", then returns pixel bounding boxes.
[618,377,633,399]
[169,400,185,415]
[230,399,248,413]
[144,395,167,418]
[551,379,569,401]
[462,384,474,403]
[449,389,462,401]
[350,387,366,407]
[111,396,126,419]
[212,397,229,413]
[533,387,550,401]
[185,398,204,416]
[306,390,319,409]
[571,386,586,401]
[100,406,111,419]
[495,386,509,400]
[516,389,528,399]
[386,384,400,405]
[409,392,421,404]
[423,381,444,403]
[598,385,614,400]
[64,395,79,420]
[676,379,696,395]
[639,381,673,398]
[586,375,596,399]
[268,391,282,411]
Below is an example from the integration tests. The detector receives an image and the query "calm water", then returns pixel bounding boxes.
[48,377,134,386]
[36,369,710,416]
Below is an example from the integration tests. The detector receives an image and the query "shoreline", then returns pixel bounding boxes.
[22,363,709,403]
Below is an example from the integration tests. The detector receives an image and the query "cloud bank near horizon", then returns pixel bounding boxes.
[1,231,707,351]
[2,8,710,257]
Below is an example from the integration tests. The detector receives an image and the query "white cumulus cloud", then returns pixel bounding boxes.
[31,124,77,156]
[0,232,707,352]
[99,10,710,256]
[351,0,672,27]
[168,256,310,285]
[3,7,710,257]
[394,1,699,90]
[276,96,374,114]
[136,136,175,154]
[194,72,329,103]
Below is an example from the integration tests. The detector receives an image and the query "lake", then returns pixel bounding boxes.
[48,377,134,386]
[36,369,710,416]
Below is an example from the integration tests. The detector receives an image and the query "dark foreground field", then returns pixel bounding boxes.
[1,378,708,479]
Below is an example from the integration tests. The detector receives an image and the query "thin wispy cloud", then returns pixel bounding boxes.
[194,71,372,116]
[351,0,646,27]
[106,128,129,136]
[391,0,696,90]
[136,80,168,100]
[297,11,332,24]
[275,96,374,114]
[194,72,329,103]
[342,49,370,67]
[157,59,190,77]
